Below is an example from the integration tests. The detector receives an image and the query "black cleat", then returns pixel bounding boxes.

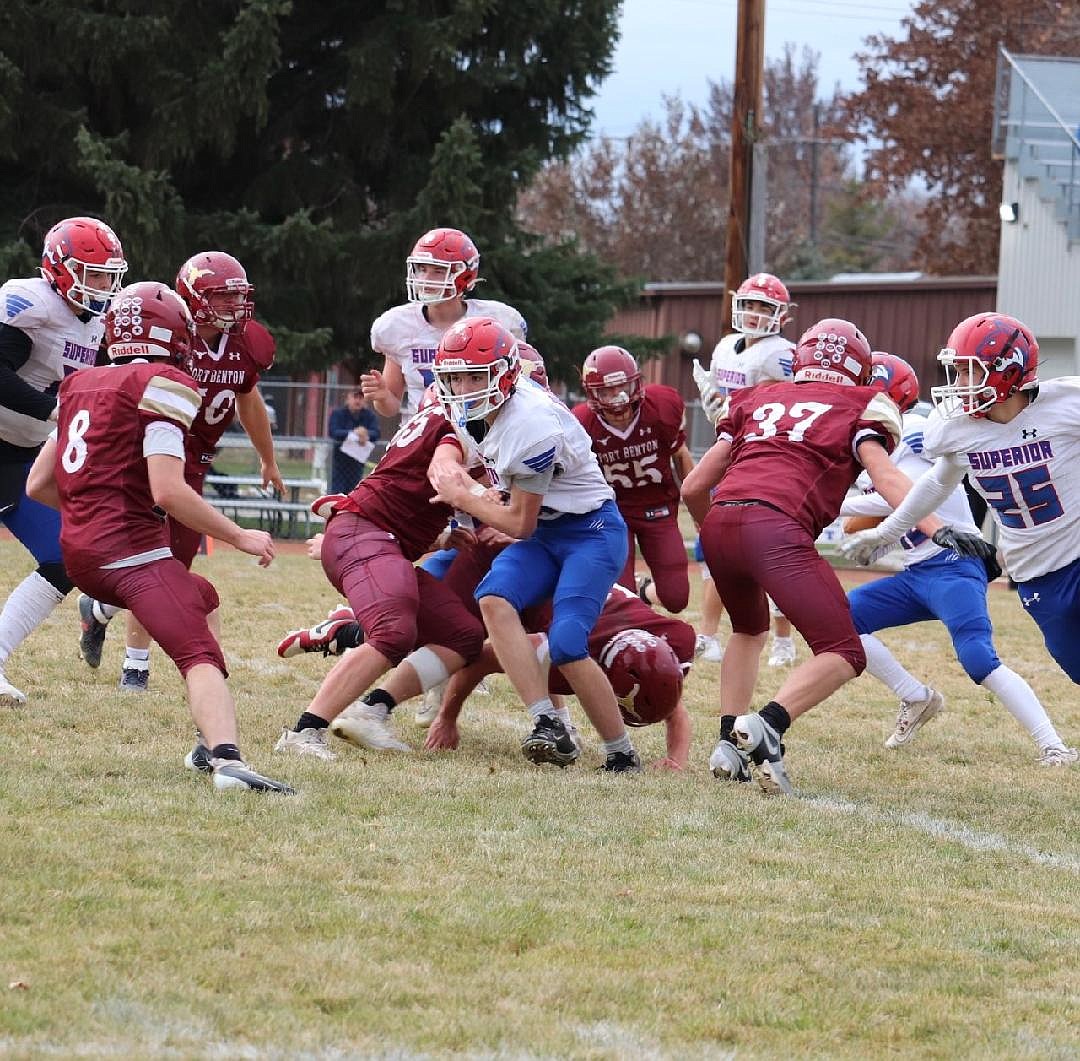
[597,749,642,773]
[521,714,580,768]
[184,742,213,774]
[78,594,109,669]
[119,666,149,693]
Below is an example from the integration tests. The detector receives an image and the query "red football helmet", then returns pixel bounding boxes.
[869,352,920,413]
[406,227,480,304]
[731,272,793,337]
[931,312,1039,420]
[598,628,683,727]
[518,341,549,390]
[175,251,254,333]
[582,345,643,416]
[104,282,196,364]
[433,316,520,421]
[793,319,873,386]
[40,216,127,316]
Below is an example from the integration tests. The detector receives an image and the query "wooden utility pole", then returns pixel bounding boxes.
[722,0,765,333]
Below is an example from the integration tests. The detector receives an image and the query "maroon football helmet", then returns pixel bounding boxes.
[598,628,683,727]
[731,272,793,337]
[869,353,920,413]
[40,216,127,316]
[175,251,254,333]
[518,341,549,390]
[931,312,1039,419]
[406,227,480,304]
[793,319,873,386]
[433,316,520,421]
[104,282,196,364]
[582,345,643,416]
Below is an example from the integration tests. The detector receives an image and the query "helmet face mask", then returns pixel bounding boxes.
[406,228,480,304]
[104,282,196,365]
[41,217,127,316]
[176,252,254,333]
[582,346,643,418]
[731,273,792,337]
[433,317,520,422]
[930,313,1038,420]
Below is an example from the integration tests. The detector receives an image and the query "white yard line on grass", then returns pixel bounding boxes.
[806,795,1080,873]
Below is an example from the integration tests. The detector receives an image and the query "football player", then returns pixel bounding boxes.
[75,251,284,692]
[26,282,292,792]
[573,345,694,613]
[683,318,913,795]
[361,227,526,421]
[842,313,1080,765]
[695,272,799,667]
[428,318,643,772]
[0,217,126,705]
[272,398,486,762]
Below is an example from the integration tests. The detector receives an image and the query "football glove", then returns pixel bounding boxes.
[931,527,996,560]
[839,526,897,566]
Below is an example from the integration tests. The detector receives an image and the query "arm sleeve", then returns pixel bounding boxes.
[877,454,967,542]
[143,420,186,459]
[0,323,56,420]
[839,491,893,519]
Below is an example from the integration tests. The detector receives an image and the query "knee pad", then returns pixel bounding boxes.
[547,616,591,666]
[954,630,999,684]
[37,562,73,596]
[402,646,451,692]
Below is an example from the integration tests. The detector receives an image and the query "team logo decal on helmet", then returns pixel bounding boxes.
[869,352,920,413]
[40,216,128,316]
[175,251,254,333]
[581,346,643,416]
[105,282,196,364]
[433,316,520,422]
[793,318,873,386]
[598,628,683,727]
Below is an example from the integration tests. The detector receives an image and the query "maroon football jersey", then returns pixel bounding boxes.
[336,406,463,561]
[713,380,901,537]
[572,384,686,514]
[541,584,696,695]
[183,320,275,465]
[55,362,203,570]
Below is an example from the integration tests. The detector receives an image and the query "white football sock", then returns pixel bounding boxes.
[527,697,556,721]
[860,634,929,704]
[123,647,151,672]
[0,571,65,666]
[981,665,1064,750]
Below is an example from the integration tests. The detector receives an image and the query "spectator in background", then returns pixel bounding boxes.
[330,388,381,493]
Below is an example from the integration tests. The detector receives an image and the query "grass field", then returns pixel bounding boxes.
[0,539,1077,1059]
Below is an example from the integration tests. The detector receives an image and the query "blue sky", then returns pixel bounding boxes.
[588,0,915,139]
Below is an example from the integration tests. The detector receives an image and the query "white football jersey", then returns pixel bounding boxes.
[370,298,527,415]
[708,331,794,399]
[923,379,1080,581]
[478,381,613,518]
[0,277,104,448]
[844,411,978,567]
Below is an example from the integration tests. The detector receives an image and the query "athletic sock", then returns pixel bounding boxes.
[981,665,1065,750]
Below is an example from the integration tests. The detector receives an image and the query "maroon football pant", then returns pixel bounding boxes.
[617,510,690,613]
[699,502,865,673]
[69,557,225,676]
[321,512,484,665]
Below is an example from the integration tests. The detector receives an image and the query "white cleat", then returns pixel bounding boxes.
[211,758,295,794]
[330,702,411,752]
[1038,744,1078,767]
[695,635,724,663]
[885,689,944,749]
[709,738,752,782]
[415,680,446,727]
[767,637,796,667]
[0,668,27,706]
[733,712,793,796]
[274,726,337,761]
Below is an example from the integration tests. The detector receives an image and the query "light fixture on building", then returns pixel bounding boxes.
[999,201,1019,223]
[679,330,703,355]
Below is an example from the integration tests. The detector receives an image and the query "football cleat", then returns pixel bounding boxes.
[0,668,27,706]
[273,726,337,761]
[119,665,150,693]
[184,741,213,774]
[696,635,724,663]
[277,609,357,658]
[78,594,110,669]
[1038,744,1078,767]
[885,689,944,748]
[597,749,642,773]
[311,493,347,520]
[521,714,580,768]
[329,702,411,752]
[211,759,295,794]
[414,680,446,727]
[767,637,796,667]
[708,738,752,782]
[733,712,793,796]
